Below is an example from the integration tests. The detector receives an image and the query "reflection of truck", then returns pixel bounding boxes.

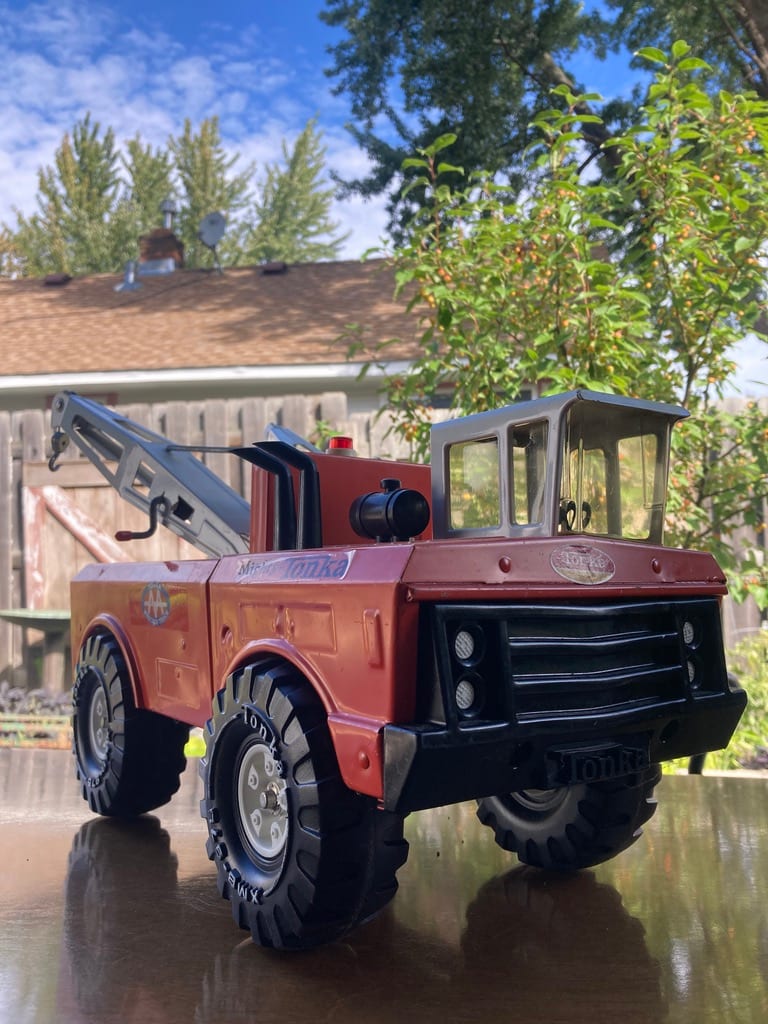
[51,389,746,950]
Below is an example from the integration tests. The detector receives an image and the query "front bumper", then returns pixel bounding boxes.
[382,596,745,813]
[382,687,746,813]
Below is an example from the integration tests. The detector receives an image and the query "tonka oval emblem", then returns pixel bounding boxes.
[551,545,615,585]
[142,582,171,625]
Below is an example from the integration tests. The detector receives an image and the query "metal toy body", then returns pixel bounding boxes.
[52,389,746,949]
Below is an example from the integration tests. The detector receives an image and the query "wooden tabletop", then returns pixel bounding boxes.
[1,748,766,1024]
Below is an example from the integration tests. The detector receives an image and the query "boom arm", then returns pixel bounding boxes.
[49,391,250,558]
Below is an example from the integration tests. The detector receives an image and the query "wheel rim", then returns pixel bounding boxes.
[87,682,110,761]
[236,742,288,860]
[512,787,569,814]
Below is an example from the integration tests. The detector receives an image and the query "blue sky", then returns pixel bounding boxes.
[0,0,641,258]
[0,0,765,392]
[0,1,382,249]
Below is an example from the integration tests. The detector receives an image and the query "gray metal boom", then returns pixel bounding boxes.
[50,391,250,558]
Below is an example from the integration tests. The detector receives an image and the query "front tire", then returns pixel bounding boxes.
[476,766,661,870]
[200,659,408,949]
[72,631,189,817]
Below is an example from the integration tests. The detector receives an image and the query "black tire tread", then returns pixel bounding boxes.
[477,766,661,871]
[72,631,189,817]
[200,659,408,949]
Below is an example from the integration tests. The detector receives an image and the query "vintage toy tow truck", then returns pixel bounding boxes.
[50,389,746,950]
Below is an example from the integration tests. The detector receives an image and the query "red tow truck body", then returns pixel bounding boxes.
[51,388,746,948]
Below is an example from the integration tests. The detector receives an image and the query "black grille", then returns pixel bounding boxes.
[433,598,725,729]
[506,603,686,723]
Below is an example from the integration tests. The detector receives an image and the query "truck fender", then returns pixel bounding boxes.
[217,638,337,716]
[72,614,144,711]
[214,638,384,800]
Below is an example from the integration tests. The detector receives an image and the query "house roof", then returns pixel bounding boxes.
[0,259,421,378]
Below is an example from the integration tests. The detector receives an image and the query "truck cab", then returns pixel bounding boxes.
[432,389,679,544]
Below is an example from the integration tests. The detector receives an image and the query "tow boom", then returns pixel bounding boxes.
[49,391,250,558]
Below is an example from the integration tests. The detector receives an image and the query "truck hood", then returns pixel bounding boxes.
[400,536,727,599]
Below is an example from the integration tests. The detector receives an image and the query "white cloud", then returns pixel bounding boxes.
[332,192,391,260]
[121,27,183,60]
[0,0,390,261]
[7,0,116,60]
[167,56,219,106]
[726,336,768,397]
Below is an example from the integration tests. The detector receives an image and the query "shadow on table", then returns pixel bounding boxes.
[58,815,664,1024]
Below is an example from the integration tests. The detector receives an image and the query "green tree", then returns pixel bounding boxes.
[245,119,348,264]
[606,0,768,99]
[122,137,175,236]
[10,114,124,276]
[108,137,176,267]
[169,117,254,269]
[0,227,22,277]
[322,1,768,233]
[322,0,609,238]
[3,114,347,276]
[366,46,768,590]
[4,118,176,276]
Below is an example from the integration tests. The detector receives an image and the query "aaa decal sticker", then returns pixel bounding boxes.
[236,551,354,583]
[550,545,616,585]
[142,582,172,625]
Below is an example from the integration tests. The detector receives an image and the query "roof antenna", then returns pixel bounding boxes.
[198,211,226,273]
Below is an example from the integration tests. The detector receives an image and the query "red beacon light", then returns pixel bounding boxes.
[327,435,357,456]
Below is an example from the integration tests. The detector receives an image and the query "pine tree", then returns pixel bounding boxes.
[168,117,254,269]
[2,114,346,276]
[109,138,176,268]
[123,137,175,236]
[246,119,348,264]
[11,114,123,276]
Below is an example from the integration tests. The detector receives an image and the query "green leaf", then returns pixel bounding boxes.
[426,133,458,155]
[677,57,711,72]
[401,157,428,170]
[436,162,465,176]
[671,40,691,60]
[635,46,668,66]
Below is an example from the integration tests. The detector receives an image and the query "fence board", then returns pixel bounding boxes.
[202,399,231,487]
[21,409,46,463]
[0,413,14,679]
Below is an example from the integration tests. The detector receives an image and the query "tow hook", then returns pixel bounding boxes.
[48,429,70,472]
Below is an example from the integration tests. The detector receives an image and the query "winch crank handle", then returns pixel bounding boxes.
[115,495,172,542]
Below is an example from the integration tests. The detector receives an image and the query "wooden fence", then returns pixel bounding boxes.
[0,392,407,691]
[0,392,763,693]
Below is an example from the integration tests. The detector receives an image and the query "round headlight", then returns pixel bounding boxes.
[454,629,475,662]
[682,620,696,647]
[455,677,476,712]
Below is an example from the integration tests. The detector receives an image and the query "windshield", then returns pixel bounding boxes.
[560,403,670,544]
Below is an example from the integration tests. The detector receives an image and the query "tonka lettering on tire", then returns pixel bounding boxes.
[72,631,190,817]
[476,766,661,871]
[200,658,409,950]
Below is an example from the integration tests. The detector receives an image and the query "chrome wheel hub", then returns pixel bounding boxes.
[514,787,568,813]
[237,744,288,859]
[88,686,109,761]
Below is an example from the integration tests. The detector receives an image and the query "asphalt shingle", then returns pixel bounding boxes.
[0,259,421,376]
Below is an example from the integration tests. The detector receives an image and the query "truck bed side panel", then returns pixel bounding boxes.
[70,559,218,726]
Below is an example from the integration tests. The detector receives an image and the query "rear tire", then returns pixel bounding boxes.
[200,658,408,949]
[72,631,189,817]
[476,766,661,870]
